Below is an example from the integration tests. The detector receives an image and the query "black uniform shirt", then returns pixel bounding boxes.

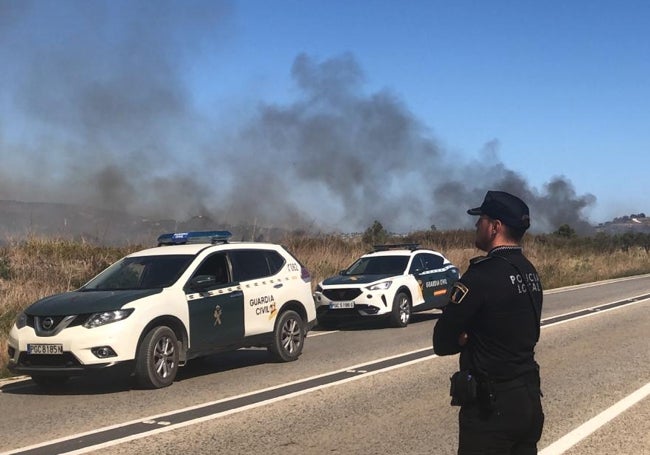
[433,246,543,381]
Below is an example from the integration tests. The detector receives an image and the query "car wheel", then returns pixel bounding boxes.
[390,291,411,328]
[268,310,305,362]
[31,375,69,389]
[135,326,179,389]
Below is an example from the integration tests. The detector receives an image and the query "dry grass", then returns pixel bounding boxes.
[2,232,650,377]
[0,237,136,377]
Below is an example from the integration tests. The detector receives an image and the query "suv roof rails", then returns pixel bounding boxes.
[372,243,420,252]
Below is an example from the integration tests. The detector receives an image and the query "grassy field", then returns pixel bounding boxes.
[2,231,650,378]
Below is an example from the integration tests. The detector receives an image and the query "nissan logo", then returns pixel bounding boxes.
[42,317,55,330]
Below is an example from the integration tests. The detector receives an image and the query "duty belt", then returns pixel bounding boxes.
[478,369,539,392]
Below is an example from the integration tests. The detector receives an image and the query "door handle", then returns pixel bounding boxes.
[230,291,243,298]
[273,283,283,289]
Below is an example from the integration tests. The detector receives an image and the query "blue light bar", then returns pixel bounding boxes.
[157,230,232,245]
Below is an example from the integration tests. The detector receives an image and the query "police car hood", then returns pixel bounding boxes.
[26,289,162,316]
[322,274,396,286]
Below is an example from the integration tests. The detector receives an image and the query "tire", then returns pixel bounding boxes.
[268,310,305,362]
[31,375,69,389]
[390,291,412,328]
[135,326,179,389]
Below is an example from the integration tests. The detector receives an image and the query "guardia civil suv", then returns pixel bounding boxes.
[314,244,459,328]
[8,231,316,389]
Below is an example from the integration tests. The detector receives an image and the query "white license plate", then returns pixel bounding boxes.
[329,301,355,309]
[28,344,63,355]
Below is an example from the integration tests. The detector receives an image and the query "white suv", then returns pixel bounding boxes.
[8,231,316,389]
[314,244,459,328]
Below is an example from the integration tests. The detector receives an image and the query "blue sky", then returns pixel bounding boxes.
[1,1,648,233]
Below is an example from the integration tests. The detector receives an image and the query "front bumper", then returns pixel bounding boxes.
[313,288,393,318]
[7,319,140,376]
[7,353,133,377]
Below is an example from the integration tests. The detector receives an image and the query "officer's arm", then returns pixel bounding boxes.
[433,276,481,355]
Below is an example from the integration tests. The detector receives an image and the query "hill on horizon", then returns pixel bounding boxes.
[0,199,291,246]
[2,199,650,245]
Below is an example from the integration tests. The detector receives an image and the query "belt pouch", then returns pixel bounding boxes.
[450,370,478,406]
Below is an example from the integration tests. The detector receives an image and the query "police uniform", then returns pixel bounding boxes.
[433,191,544,455]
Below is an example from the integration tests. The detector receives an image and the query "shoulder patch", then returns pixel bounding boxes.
[449,282,469,304]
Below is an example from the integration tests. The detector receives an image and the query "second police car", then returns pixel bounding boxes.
[314,244,460,328]
[8,231,316,389]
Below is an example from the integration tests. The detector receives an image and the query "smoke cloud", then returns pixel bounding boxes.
[0,1,596,236]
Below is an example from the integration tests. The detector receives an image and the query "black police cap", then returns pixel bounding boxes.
[467,190,531,229]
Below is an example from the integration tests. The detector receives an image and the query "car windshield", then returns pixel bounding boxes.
[81,255,195,291]
[345,256,409,275]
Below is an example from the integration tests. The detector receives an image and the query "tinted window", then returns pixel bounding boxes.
[193,253,230,284]
[408,255,425,274]
[421,253,444,270]
[265,250,286,275]
[229,250,273,281]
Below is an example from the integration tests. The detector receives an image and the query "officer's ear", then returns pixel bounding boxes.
[492,218,503,235]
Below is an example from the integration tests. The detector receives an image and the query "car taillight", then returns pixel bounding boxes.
[301,265,311,282]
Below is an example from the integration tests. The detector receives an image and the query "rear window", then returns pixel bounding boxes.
[229,249,285,281]
[266,250,286,275]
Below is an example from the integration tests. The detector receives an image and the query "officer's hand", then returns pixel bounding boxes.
[458,332,469,346]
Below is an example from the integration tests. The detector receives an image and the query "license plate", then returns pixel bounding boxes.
[329,301,355,309]
[28,344,63,355]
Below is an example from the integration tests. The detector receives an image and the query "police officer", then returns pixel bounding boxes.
[433,190,544,454]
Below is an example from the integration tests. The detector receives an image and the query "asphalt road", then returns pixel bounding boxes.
[1,275,649,455]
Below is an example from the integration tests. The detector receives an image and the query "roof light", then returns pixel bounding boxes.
[373,243,420,252]
[157,230,232,246]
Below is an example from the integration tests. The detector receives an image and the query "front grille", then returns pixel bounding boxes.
[17,352,81,369]
[323,288,362,301]
[26,314,96,330]
[29,314,80,336]
[35,315,69,330]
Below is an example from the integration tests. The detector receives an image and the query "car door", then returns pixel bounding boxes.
[410,253,449,308]
[186,253,244,355]
[228,249,281,337]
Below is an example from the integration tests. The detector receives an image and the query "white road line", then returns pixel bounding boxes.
[306,330,338,337]
[2,296,647,391]
[540,382,650,455]
[544,274,650,294]
[0,348,436,455]
[2,289,649,454]
[66,353,439,455]
[540,296,650,328]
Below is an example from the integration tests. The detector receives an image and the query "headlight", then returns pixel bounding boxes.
[367,281,392,291]
[83,309,134,328]
[15,312,27,329]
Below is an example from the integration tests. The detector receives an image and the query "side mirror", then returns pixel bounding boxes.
[339,269,347,275]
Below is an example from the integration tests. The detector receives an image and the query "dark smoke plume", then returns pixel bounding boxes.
[0,1,596,237]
